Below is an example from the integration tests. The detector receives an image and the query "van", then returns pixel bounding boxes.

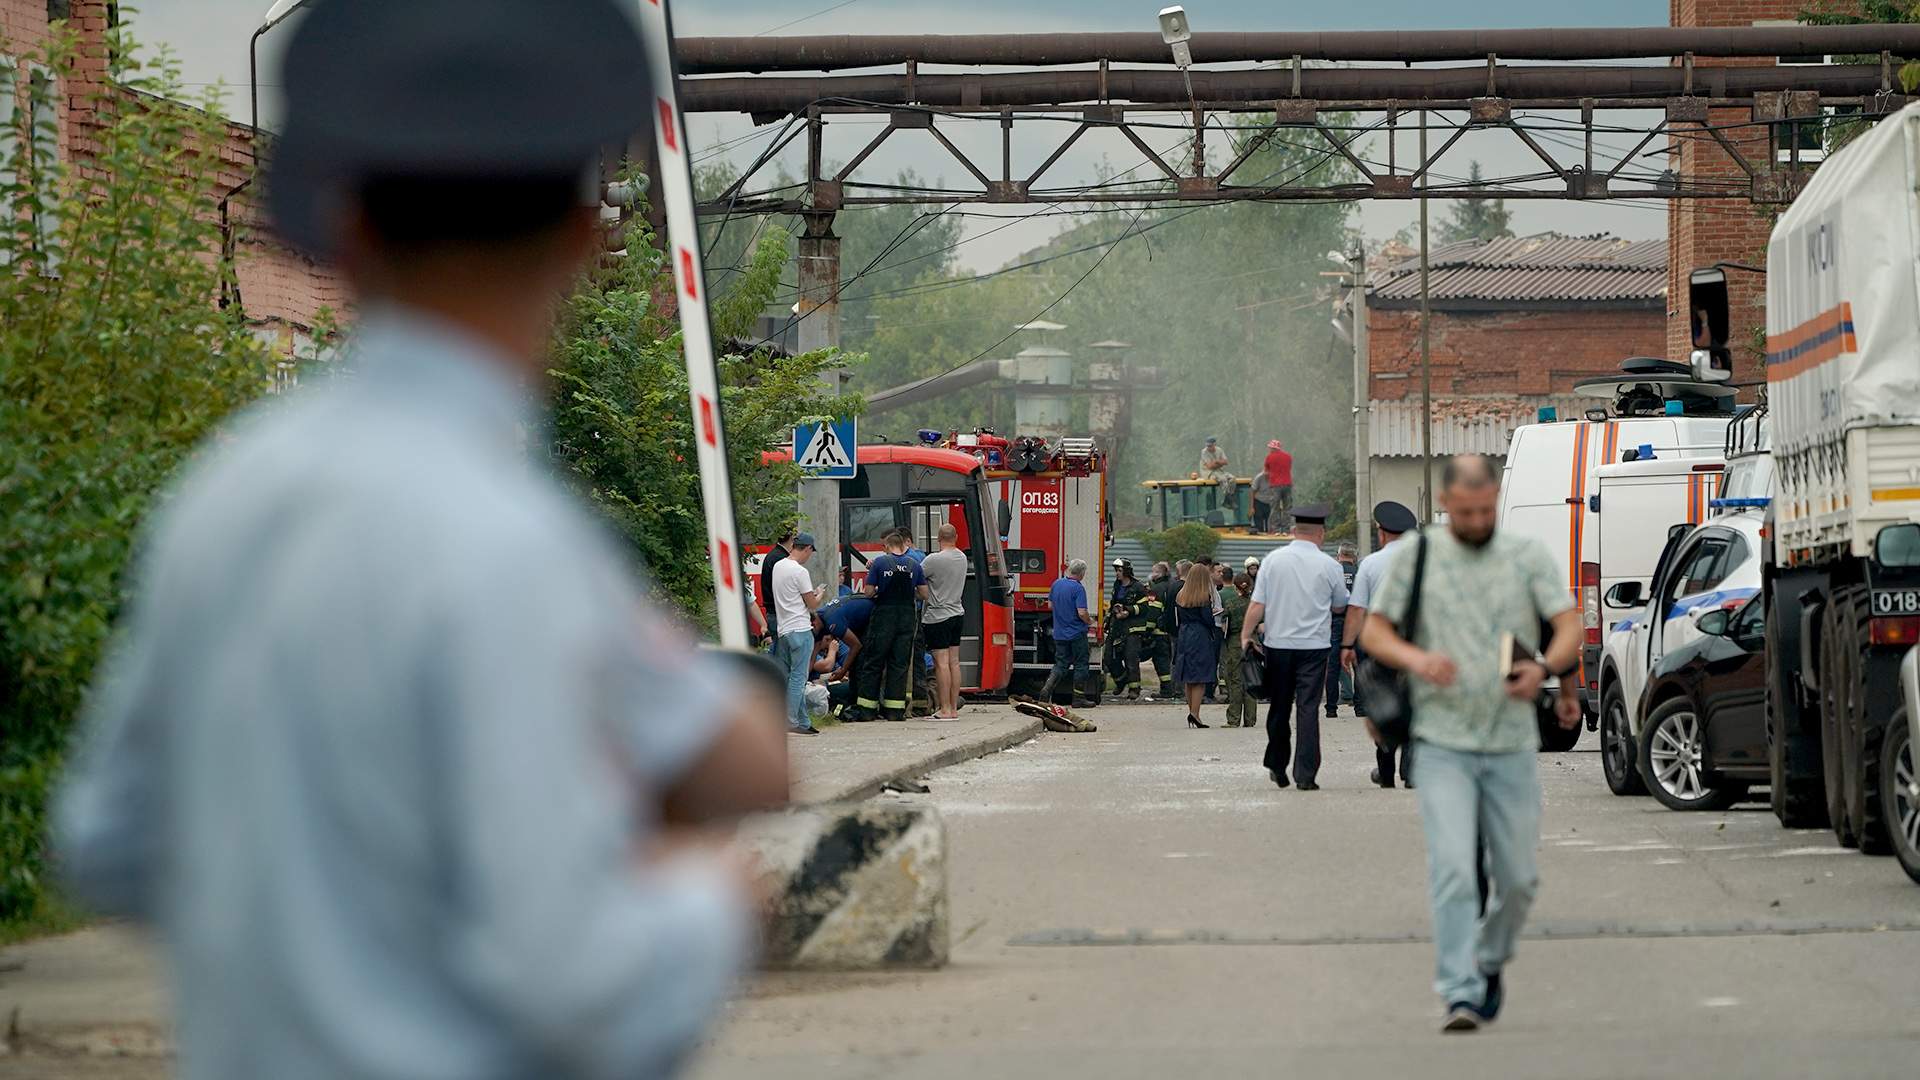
[1499,410,1734,728]
[1590,454,1728,668]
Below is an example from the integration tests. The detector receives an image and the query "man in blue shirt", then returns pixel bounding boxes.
[1042,559,1095,705]
[853,529,928,721]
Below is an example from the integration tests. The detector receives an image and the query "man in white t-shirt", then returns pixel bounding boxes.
[920,524,970,719]
[770,533,828,735]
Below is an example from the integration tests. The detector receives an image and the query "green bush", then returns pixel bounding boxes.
[1135,522,1220,566]
[0,28,275,924]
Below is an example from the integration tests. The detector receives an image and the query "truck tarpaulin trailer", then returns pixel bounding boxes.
[1692,102,1920,876]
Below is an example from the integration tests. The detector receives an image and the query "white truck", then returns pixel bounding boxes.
[1688,101,1920,875]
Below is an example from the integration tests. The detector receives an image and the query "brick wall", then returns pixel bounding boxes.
[5,1,344,351]
[1366,307,1668,401]
[1664,0,1830,380]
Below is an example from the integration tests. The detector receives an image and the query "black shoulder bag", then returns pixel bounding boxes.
[1355,530,1430,750]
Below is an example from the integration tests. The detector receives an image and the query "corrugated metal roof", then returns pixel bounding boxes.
[1372,233,1665,305]
[1369,395,1595,457]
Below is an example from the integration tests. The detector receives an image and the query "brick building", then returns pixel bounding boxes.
[2,0,343,357]
[1364,232,1669,514]
[1665,0,1843,377]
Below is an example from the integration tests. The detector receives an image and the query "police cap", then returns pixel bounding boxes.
[1291,504,1332,525]
[269,0,654,257]
[1372,500,1418,535]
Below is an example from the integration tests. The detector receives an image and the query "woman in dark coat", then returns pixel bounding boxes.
[1172,564,1217,728]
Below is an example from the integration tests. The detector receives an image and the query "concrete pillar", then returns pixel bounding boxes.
[797,214,842,589]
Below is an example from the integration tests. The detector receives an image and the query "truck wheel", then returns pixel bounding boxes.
[1601,684,1645,796]
[1820,599,1859,846]
[1845,589,1891,856]
[1767,598,1826,828]
[1638,699,1741,812]
[1882,718,1920,885]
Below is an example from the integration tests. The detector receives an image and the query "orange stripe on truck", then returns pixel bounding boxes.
[1767,302,1857,382]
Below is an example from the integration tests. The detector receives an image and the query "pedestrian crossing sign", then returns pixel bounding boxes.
[794,418,857,479]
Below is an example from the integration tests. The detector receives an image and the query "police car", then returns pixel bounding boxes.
[1596,509,1766,797]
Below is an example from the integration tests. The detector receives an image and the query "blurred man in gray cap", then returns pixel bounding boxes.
[1342,499,1421,787]
[55,2,789,1077]
[1241,504,1348,790]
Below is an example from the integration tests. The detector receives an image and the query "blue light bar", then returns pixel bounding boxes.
[1636,443,1657,460]
[1665,400,1684,415]
[1709,497,1772,509]
[1537,406,1557,422]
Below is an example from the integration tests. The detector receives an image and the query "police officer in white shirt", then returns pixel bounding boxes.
[1341,500,1419,788]
[1241,505,1349,790]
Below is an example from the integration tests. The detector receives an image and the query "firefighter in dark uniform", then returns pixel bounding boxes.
[1147,561,1179,699]
[1107,558,1149,700]
[852,528,929,721]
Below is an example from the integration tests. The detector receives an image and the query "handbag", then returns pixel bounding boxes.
[1241,646,1268,703]
[1355,530,1429,750]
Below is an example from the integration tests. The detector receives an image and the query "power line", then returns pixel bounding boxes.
[754,0,860,38]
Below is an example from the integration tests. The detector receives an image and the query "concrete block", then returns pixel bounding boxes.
[741,801,948,970]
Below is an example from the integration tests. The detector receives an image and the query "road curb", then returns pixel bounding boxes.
[804,718,1044,806]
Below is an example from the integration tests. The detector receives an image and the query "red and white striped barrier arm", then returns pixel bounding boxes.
[633,0,749,648]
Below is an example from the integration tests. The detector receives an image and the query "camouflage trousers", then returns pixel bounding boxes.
[1221,640,1256,727]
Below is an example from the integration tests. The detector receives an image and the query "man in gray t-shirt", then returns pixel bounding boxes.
[920,524,971,719]
[1360,455,1581,1033]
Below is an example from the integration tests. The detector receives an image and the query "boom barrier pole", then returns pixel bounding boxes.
[634,0,751,648]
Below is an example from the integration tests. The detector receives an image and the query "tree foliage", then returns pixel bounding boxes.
[0,28,276,923]
[1801,2,1920,91]
[547,205,862,627]
[1435,162,1514,246]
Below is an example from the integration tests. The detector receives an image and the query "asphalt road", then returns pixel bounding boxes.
[692,701,1920,1080]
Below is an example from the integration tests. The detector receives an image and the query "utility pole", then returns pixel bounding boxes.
[1350,247,1373,559]
[797,211,842,591]
[1418,113,1434,523]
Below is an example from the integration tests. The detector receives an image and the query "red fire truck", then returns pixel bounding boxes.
[942,431,1112,695]
[761,442,1015,695]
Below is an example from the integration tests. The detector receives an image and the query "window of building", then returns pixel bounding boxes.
[1,56,16,265]
[27,63,59,268]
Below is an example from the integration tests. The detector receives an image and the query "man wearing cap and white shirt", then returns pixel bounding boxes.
[1343,500,1420,787]
[1242,505,1348,790]
[771,534,829,735]
[53,2,789,1075]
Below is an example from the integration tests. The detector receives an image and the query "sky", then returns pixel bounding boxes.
[136,1,1680,270]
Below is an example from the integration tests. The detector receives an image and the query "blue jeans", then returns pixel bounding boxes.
[775,630,814,730]
[1043,634,1090,700]
[1413,741,1541,1007]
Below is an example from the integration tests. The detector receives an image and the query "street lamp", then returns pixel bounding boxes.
[1158,6,1203,178]
[250,0,315,137]
[219,0,314,313]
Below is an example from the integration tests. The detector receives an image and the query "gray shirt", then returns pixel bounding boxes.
[55,307,749,1080]
[1250,540,1349,650]
[1369,526,1572,754]
[921,546,968,623]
